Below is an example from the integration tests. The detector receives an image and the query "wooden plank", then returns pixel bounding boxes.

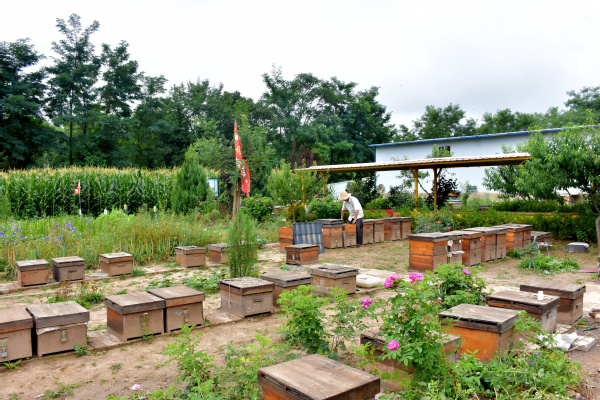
[439,304,518,333]
[410,240,447,256]
[104,292,165,315]
[147,286,205,307]
[278,227,294,240]
[409,254,447,271]
[519,279,586,299]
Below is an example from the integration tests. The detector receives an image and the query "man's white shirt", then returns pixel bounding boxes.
[341,196,364,221]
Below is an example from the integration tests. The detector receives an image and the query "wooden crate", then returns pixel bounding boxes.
[259,271,312,304]
[174,246,206,268]
[0,307,33,362]
[147,286,205,332]
[439,304,518,362]
[208,243,229,264]
[219,277,274,317]
[495,227,508,259]
[360,332,460,392]
[279,238,294,253]
[372,219,385,243]
[51,256,85,282]
[493,224,527,251]
[487,290,559,332]
[520,279,586,324]
[362,220,375,245]
[279,227,294,253]
[309,264,358,294]
[26,302,89,357]
[400,217,412,239]
[286,244,320,265]
[320,221,343,249]
[16,259,49,287]
[343,223,357,247]
[99,252,133,276]
[258,354,380,400]
[408,233,450,271]
[464,227,499,262]
[383,217,402,241]
[105,292,165,341]
[450,230,482,268]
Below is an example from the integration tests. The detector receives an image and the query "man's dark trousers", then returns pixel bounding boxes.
[355,218,363,246]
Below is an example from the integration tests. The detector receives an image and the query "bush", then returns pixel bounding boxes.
[285,203,313,222]
[308,195,341,219]
[517,255,580,274]
[171,147,211,215]
[227,213,259,278]
[429,264,487,310]
[388,185,415,209]
[413,207,455,233]
[364,196,389,209]
[241,196,273,222]
[426,174,458,208]
[346,173,379,205]
[494,199,592,214]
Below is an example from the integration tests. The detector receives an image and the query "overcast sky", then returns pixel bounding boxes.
[3,0,600,129]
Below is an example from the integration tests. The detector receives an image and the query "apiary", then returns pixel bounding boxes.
[104,292,165,341]
[408,233,451,271]
[360,332,460,392]
[0,307,33,362]
[51,256,85,282]
[259,271,312,304]
[286,244,320,265]
[258,354,380,400]
[362,219,374,245]
[400,217,412,239]
[174,246,206,268]
[16,259,50,287]
[278,226,294,253]
[520,279,586,324]
[450,230,482,268]
[147,286,205,332]
[308,264,358,294]
[316,219,344,249]
[383,217,402,241]
[218,277,274,318]
[439,304,518,362]
[486,290,559,332]
[343,223,357,247]
[372,219,385,243]
[26,301,89,357]
[99,252,134,276]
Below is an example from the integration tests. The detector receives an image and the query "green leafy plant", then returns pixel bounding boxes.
[182,268,228,294]
[131,268,146,277]
[413,207,455,233]
[241,196,274,222]
[226,212,259,278]
[109,363,122,374]
[2,359,22,371]
[517,255,580,274]
[428,263,488,309]
[308,195,341,219]
[74,344,91,357]
[171,147,211,215]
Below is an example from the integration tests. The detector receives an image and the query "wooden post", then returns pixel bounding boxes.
[321,172,326,196]
[433,168,438,210]
[411,169,419,210]
[232,179,241,221]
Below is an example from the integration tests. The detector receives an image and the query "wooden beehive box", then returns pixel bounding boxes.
[208,243,229,264]
[383,217,402,241]
[99,252,133,276]
[343,223,357,247]
[259,271,312,304]
[174,246,206,268]
[16,259,49,287]
[258,354,380,400]
[464,227,499,262]
[26,302,89,357]
[105,292,165,341]
[372,219,385,243]
[439,304,518,362]
[362,219,375,245]
[308,264,358,294]
[316,219,344,249]
[446,231,464,266]
[51,256,85,282]
[519,224,533,246]
[408,233,450,271]
[400,217,412,239]
[286,244,320,265]
[486,290,559,332]
[493,224,525,251]
[495,227,508,259]
[531,231,552,243]
[450,230,482,268]
[279,226,294,253]
[0,307,33,362]
[360,332,460,392]
[147,286,205,332]
[520,279,586,324]
[219,277,274,318]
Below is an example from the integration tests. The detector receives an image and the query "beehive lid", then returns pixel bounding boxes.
[26,301,89,329]
[174,246,206,255]
[51,256,85,267]
[308,264,359,279]
[362,219,375,225]
[99,252,133,263]
[360,332,460,351]
[0,307,33,333]
[218,277,274,295]
[207,243,228,252]
[520,279,586,299]
[316,219,344,227]
[493,224,527,232]
[383,217,403,222]
[463,227,501,235]
[16,259,50,272]
[104,292,165,314]
[531,231,551,239]
[446,231,464,240]
[287,244,320,250]
[450,230,482,239]
[371,219,385,225]
[408,232,451,242]
[259,271,312,287]
[439,304,518,333]
[398,217,412,221]
[258,354,380,400]
[487,290,560,314]
[147,285,205,307]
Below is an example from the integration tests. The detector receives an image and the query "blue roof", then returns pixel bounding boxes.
[369,127,585,147]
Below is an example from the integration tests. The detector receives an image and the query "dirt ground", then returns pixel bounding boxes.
[1,239,599,400]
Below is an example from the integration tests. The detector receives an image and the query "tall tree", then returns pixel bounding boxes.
[477,109,538,135]
[396,103,476,142]
[45,14,101,165]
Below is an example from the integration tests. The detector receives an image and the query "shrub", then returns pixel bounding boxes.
[171,147,211,215]
[517,255,580,274]
[387,185,414,209]
[364,196,389,210]
[413,207,455,233]
[241,196,273,222]
[426,174,458,208]
[285,203,313,222]
[428,264,487,309]
[227,213,259,278]
[346,173,379,205]
[308,195,341,219]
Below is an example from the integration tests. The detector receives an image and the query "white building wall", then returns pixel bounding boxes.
[373,133,544,193]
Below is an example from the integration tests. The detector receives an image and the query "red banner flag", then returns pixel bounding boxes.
[234,122,251,197]
[74,180,81,195]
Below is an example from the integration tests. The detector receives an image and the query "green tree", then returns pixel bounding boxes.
[477,108,537,135]
[396,103,477,141]
[171,147,210,214]
[45,14,101,165]
[226,212,259,278]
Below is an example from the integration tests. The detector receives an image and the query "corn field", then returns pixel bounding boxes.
[0,167,177,218]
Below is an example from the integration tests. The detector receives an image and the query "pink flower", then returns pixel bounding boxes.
[437,297,442,301]
[408,272,424,284]
[383,278,393,288]
[387,340,399,351]
[390,274,401,281]
[463,269,470,275]
[360,298,373,309]
[131,384,141,391]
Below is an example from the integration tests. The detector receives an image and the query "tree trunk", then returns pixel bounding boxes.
[596,215,600,262]
[69,122,73,166]
[232,179,241,221]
